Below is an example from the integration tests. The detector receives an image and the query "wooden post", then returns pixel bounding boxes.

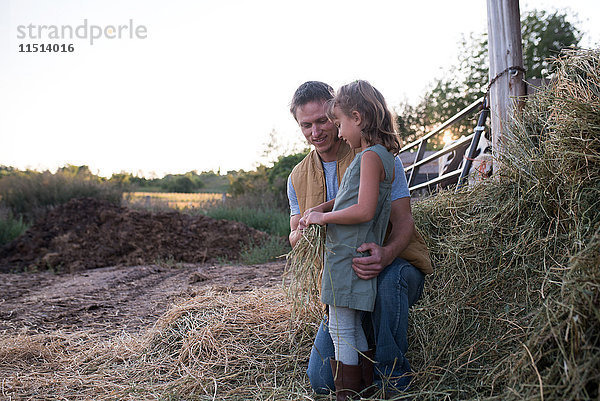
[486,0,525,174]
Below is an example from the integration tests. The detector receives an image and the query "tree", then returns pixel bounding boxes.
[110,172,132,188]
[521,10,582,78]
[57,164,97,179]
[159,171,205,193]
[396,9,582,148]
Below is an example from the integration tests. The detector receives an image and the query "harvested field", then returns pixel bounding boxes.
[124,191,224,210]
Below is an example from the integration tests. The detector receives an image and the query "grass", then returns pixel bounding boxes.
[203,205,290,238]
[0,212,29,247]
[239,236,289,265]
[123,192,289,239]
[124,191,224,210]
[209,205,290,264]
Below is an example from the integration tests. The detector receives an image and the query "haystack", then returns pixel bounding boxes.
[406,48,599,400]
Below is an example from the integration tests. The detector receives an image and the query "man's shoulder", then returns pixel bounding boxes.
[290,149,317,178]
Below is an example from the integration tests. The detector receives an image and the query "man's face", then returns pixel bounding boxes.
[295,100,339,158]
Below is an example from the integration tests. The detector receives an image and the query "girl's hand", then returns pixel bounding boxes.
[299,211,326,228]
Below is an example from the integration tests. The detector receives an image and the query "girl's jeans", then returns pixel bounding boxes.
[306,258,425,394]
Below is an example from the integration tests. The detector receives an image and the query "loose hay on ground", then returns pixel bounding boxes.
[0,287,317,400]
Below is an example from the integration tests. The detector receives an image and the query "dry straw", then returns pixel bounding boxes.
[406,48,600,400]
[0,289,316,400]
[2,49,599,401]
[283,224,326,324]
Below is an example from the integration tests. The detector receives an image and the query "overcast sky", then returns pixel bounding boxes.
[1,0,598,177]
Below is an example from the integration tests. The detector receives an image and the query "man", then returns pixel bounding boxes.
[287,81,433,395]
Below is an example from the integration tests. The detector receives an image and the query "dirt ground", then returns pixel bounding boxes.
[0,260,285,337]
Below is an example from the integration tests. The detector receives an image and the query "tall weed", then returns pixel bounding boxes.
[239,236,290,265]
[0,210,29,246]
[0,171,122,222]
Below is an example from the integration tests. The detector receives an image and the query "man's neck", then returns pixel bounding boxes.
[317,140,342,163]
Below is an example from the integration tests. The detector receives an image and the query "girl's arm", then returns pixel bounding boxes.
[301,151,384,226]
[306,198,335,214]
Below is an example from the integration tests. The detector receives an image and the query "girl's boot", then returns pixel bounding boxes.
[359,349,375,397]
[330,359,362,400]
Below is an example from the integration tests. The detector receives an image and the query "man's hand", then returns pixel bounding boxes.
[351,198,416,279]
[352,242,395,280]
[289,227,303,247]
[289,214,302,247]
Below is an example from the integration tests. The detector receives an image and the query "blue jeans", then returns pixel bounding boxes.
[306,258,425,394]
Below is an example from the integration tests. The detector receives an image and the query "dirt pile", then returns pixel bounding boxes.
[0,198,268,272]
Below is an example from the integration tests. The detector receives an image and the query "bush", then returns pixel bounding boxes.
[0,211,28,247]
[160,173,205,193]
[0,169,122,222]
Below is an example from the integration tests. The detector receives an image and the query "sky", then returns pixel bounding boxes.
[1,0,598,178]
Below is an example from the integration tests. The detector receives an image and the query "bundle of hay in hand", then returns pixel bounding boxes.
[284,224,326,325]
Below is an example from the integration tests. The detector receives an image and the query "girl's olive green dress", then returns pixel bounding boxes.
[321,144,395,312]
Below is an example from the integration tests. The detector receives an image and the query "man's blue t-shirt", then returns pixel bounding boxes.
[287,156,410,216]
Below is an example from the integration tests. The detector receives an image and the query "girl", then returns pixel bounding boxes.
[299,80,401,400]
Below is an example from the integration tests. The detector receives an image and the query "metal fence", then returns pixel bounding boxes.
[400,97,489,194]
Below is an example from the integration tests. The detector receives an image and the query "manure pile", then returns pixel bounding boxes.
[0,197,268,272]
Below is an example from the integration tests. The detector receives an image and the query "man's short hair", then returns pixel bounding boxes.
[290,81,335,120]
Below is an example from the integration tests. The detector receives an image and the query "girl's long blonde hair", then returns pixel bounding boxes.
[327,80,401,155]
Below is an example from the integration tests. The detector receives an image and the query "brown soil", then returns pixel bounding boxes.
[0,197,268,273]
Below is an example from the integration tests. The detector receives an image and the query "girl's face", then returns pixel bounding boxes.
[331,106,363,149]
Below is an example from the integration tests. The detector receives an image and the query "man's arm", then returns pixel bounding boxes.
[352,197,414,280]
